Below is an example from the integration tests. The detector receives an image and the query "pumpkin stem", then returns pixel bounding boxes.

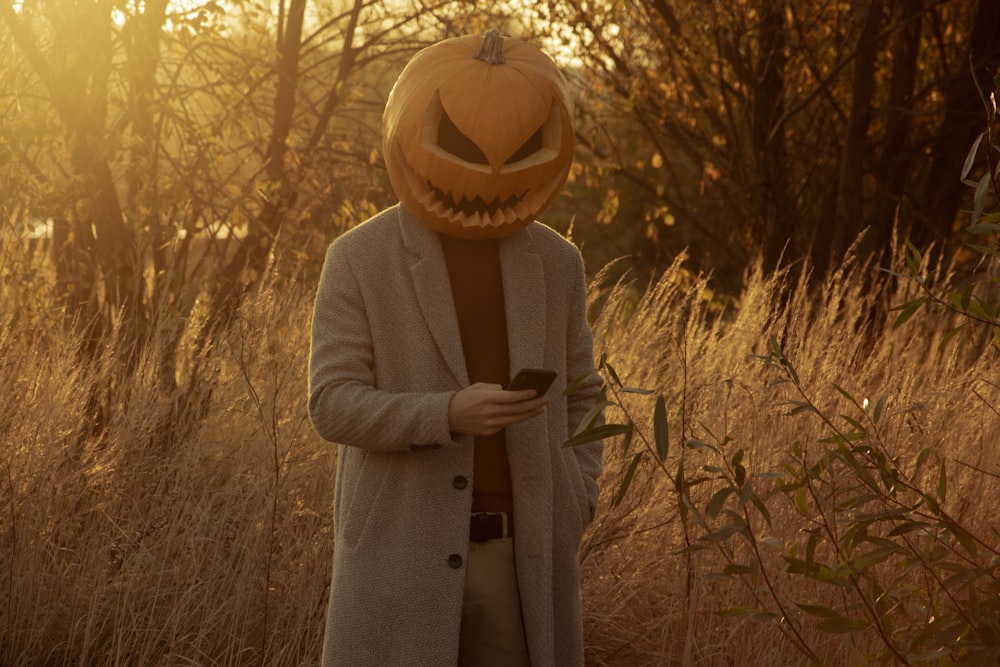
[475,29,506,65]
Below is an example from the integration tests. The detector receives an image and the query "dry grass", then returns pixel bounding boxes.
[1,239,997,665]
[1,254,334,665]
[579,249,1000,665]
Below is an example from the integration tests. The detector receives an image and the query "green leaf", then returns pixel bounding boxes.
[572,400,614,436]
[675,461,689,524]
[948,286,973,312]
[653,394,669,462]
[922,493,941,515]
[613,452,643,508]
[769,335,782,357]
[750,492,772,526]
[972,172,991,224]
[723,562,758,575]
[734,462,747,489]
[888,521,930,537]
[967,221,1000,234]
[788,400,817,416]
[796,604,840,618]
[841,414,867,436]
[769,336,800,384]
[848,546,899,572]
[817,615,869,634]
[563,423,632,447]
[738,476,753,507]
[794,487,810,517]
[833,384,858,405]
[961,132,983,180]
[905,241,923,276]
[783,557,815,577]
[706,487,735,518]
[806,532,818,570]
[975,298,998,322]
[620,425,634,454]
[942,521,978,557]
[605,363,623,387]
[938,324,967,352]
[891,297,929,329]
[914,447,931,475]
[872,396,887,424]
[966,242,1000,259]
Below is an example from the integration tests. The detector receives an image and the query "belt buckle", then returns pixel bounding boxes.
[470,512,505,542]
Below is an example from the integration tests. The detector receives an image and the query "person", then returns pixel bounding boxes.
[308,30,604,666]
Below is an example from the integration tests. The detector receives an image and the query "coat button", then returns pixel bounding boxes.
[452,475,468,490]
[447,554,463,569]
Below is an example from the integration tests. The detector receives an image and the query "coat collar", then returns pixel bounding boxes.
[397,205,547,387]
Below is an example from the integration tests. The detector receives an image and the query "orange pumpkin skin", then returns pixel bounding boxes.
[383,31,575,239]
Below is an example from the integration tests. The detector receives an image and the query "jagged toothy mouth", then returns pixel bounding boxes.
[424,179,529,225]
[396,149,555,228]
[414,174,540,228]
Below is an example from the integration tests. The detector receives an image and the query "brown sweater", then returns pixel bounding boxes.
[438,233,513,514]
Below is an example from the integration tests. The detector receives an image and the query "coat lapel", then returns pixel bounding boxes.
[397,206,468,387]
[500,226,546,376]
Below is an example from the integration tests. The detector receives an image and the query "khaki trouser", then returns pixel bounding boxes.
[458,537,530,666]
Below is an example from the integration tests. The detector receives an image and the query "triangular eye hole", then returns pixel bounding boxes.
[437,111,488,165]
[505,127,544,165]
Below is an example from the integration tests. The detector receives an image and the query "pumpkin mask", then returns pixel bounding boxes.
[383,30,575,239]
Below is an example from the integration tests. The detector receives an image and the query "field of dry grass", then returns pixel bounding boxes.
[1,239,997,665]
[580,249,1000,665]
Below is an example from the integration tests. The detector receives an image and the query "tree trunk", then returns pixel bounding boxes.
[826,0,886,273]
[211,0,308,332]
[868,0,924,264]
[123,0,169,317]
[2,1,144,356]
[752,0,790,273]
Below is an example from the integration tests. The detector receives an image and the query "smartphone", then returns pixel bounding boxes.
[506,368,557,396]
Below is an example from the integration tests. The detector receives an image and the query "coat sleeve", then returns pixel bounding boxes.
[308,240,461,452]
[564,250,604,523]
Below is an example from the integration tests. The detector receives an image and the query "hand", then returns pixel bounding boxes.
[448,382,549,436]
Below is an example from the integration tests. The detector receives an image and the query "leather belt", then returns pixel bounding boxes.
[469,512,512,542]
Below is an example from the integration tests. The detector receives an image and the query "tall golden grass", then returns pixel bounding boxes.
[581,245,1000,665]
[1,237,997,665]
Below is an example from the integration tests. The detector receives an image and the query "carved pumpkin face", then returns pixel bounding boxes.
[383,30,575,239]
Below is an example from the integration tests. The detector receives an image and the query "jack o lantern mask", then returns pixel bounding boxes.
[383,30,575,239]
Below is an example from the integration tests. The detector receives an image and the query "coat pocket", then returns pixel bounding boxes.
[338,450,394,549]
[560,450,593,535]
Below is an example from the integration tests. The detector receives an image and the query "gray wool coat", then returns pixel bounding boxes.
[308,205,604,666]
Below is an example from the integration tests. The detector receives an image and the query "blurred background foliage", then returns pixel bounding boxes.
[0,0,998,365]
